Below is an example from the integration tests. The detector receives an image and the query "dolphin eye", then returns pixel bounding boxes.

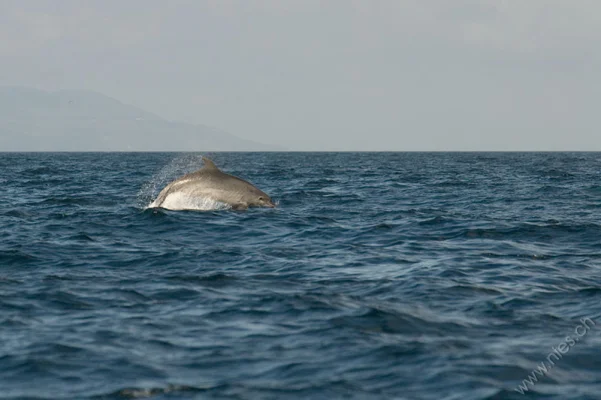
[258,196,264,201]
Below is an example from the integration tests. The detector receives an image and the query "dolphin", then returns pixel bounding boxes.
[150,157,275,211]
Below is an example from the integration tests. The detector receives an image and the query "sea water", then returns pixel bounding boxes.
[1,152,601,399]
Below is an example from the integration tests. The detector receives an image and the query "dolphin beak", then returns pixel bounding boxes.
[267,201,276,208]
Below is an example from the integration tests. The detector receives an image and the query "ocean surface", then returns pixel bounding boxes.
[1,152,601,400]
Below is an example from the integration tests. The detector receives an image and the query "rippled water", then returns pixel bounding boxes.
[1,152,601,399]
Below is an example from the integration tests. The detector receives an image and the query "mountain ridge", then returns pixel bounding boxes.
[0,86,281,151]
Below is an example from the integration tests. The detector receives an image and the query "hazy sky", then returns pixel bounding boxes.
[1,1,600,150]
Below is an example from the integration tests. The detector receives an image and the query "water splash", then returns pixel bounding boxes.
[136,153,205,209]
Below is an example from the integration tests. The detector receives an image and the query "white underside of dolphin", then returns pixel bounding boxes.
[149,157,275,211]
[149,189,232,211]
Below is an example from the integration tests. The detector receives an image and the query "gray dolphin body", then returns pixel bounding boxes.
[150,157,275,210]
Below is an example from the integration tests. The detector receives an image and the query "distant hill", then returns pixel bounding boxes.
[0,86,279,151]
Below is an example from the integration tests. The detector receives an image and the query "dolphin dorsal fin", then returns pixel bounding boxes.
[202,157,219,171]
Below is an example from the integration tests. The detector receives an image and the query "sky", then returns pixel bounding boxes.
[1,0,600,150]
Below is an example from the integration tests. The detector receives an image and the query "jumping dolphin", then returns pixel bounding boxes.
[150,157,275,211]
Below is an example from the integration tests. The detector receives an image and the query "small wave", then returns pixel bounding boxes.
[40,197,93,206]
[65,232,96,242]
[166,273,238,287]
[457,222,601,241]
[331,303,475,336]
[0,250,39,266]
[2,209,33,219]
[543,168,575,178]
[22,166,54,175]
[98,384,204,399]
[418,215,453,225]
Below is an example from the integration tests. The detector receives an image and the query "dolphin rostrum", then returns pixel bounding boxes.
[150,157,275,211]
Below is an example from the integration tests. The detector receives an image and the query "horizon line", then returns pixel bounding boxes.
[2,150,600,153]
